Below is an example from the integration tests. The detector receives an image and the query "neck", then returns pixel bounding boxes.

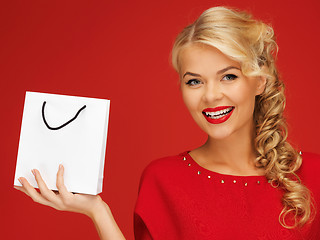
[191,122,264,176]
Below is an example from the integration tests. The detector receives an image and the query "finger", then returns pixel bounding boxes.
[32,169,57,202]
[18,177,54,207]
[56,164,70,196]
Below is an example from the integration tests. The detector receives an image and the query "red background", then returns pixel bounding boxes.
[1,0,319,239]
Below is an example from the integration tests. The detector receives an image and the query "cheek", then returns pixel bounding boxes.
[182,91,194,111]
[230,84,256,114]
[182,90,200,114]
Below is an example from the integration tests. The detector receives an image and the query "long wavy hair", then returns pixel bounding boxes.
[171,6,314,228]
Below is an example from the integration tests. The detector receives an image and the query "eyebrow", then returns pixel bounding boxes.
[217,66,241,74]
[182,66,241,78]
[182,72,201,78]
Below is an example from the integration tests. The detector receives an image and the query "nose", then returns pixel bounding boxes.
[202,81,223,103]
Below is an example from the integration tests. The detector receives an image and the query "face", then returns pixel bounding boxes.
[179,43,266,140]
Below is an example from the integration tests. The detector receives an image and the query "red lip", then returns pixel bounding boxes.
[203,106,233,112]
[202,106,234,124]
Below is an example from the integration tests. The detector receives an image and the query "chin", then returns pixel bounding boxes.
[200,125,235,140]
[207,131,234,140]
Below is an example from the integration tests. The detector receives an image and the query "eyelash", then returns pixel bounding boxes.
[185,79,201,86]
[185,74,238,86]
[222,74,238,81]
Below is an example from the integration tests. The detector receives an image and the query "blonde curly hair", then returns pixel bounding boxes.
[171,6,314,228]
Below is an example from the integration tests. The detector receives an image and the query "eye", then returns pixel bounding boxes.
[222,74,238,81]
[185,79,202,86]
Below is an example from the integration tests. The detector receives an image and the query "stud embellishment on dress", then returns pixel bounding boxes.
[188,163,191,167]
[257,181,260,184]
[244,183,248,186]
[183,157,187,161]
[197,171,201,175]
[299,151,302,155]
[208,176,211,179]
[221,180,224,183]
[233,180,236,183]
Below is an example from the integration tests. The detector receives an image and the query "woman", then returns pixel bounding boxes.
[15,6,320,240]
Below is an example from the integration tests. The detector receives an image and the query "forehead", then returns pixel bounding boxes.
[179,43,241,76]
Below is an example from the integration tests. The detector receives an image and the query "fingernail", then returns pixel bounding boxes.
[18,178,23,185]
[59,164,63,169]
[31,169,35,176]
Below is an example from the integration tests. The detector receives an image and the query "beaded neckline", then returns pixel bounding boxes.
[181,151,269,186]
[181,150,303,187]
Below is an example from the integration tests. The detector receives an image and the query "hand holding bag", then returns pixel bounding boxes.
[14,91,110,195]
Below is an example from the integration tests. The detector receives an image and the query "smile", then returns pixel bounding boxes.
[202,106,235,124]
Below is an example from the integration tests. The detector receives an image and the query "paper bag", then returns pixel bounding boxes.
[14,91,110,195]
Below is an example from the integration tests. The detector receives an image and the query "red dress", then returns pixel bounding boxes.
[134,151,320,240]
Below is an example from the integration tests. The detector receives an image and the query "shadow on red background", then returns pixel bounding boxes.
[1,0,319,239]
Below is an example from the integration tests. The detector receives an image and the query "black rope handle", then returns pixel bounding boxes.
[42,101,86,130]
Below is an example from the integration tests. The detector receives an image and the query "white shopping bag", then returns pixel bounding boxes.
[14,91,110,195]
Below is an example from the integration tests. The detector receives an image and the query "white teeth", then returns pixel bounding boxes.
[204,107,233,119]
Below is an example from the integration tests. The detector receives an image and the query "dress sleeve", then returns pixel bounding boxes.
[133,157,179,240]
[134,213,153,240]
[133,162,157,240]
[298,152,320,239]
